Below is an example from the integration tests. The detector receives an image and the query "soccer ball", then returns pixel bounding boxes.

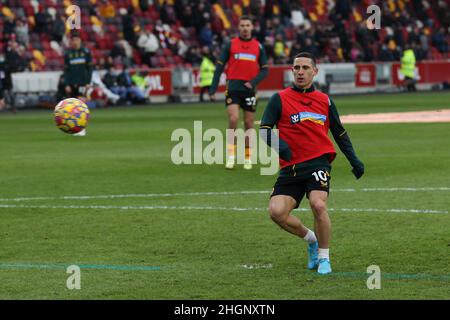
[54,98,90,134]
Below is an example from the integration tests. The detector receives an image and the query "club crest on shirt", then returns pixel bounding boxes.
[290,112,327,125]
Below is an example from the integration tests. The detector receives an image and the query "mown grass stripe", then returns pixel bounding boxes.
[0,263,161,271]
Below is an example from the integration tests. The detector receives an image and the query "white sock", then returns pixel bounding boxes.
[318,248,329,260]
[303,229,317,243]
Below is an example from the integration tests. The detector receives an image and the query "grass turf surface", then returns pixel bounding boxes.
[0,91,449,299]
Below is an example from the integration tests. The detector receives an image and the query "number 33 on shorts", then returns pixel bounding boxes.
[312,170,330,188]
[245,97,256,107]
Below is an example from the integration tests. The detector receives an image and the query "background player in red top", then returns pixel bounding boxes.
[209,16,268,170]
[260,52,365,274]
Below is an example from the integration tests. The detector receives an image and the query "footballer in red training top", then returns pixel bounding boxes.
[260,52,365,275]
[209,15,268,170]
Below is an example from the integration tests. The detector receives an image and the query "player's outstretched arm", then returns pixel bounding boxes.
[329,98,365,179]
[209,42,230,96]
[249,44,269,89]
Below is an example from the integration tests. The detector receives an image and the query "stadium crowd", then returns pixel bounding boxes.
[0,0,449,72]
[1,0,449,109]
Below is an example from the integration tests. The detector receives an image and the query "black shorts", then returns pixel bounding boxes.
[225,90,257,112]
[270,167,331,208]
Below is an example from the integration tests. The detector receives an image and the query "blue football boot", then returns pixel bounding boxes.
[317,258,332,275]
[307,241,319,270]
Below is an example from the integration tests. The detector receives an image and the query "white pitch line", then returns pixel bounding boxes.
[0,191,269,202]
[0,204,447,214]
[0,187,449,202]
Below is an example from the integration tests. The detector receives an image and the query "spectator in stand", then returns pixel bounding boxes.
[185,46,203,67]
[99,0,116,19]
[291,4,307,28]
[5,36,28,72]
[335,0,352,21]
[110,34,134,67]
[139,0,149,12]
[131,68,150,99]
[97,56,114,70]
[379,44,394,61]
[3,15,16,38]
[176,37,188,57]
[303,38,320,58]
[0,38,27,113]
[0,52,13,112]
[110,42,127,64]
[137,26,160,68]
[387,39,401,61]
[355,21,372,49]
[414,43,428,61]
[278,0,292,26]
[273,33,288,65]
[263,0,275,20]
[154,20,170,49]
[14,19,29,47]
[364,40,377,62]
[178,5,195,28]
[104,63,146,105]
[289,42,302,61]
[350,42,364,62]
[103,65,126,102]
[121,7,136,46]
[393,23,405,49]
[34,7,52,34]
[261,19,275,45]
[90,64,120,105]
[199,22,214,48]
[432,27,449,53]
[249,0,263,17]
[261,36,274,65]
[419,27,430,52]
[160,2,177,25]
[193,1,211,33]
[116,64,146,104]
[211,11,224,35]
[51,16,66,43]
[272,17,285,40]
[407,25,421,46]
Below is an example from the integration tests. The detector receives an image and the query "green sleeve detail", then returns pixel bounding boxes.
[250,44,269,88]
[260,93,282,127]
[209,42,230,94]
[329,98,361,165]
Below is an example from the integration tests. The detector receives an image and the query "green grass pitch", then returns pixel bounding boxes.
[0,92,449,299]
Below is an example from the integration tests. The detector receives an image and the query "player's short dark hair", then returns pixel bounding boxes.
[239,15,253,23]
[294,52,317,67]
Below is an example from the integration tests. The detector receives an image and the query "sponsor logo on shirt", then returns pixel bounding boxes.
[290,112,327,125]
[70,57,87,65]
[234,53,257,62]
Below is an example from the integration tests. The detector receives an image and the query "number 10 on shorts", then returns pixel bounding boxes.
[312,170,329,182]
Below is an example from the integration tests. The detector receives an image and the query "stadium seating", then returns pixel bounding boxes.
[0,0,448,71]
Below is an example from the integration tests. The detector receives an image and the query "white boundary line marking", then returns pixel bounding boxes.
[0,204,447,214]
[0,187,449,202]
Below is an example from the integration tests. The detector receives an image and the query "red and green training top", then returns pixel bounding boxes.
[260,85,362,176]
[209,37,268,94]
